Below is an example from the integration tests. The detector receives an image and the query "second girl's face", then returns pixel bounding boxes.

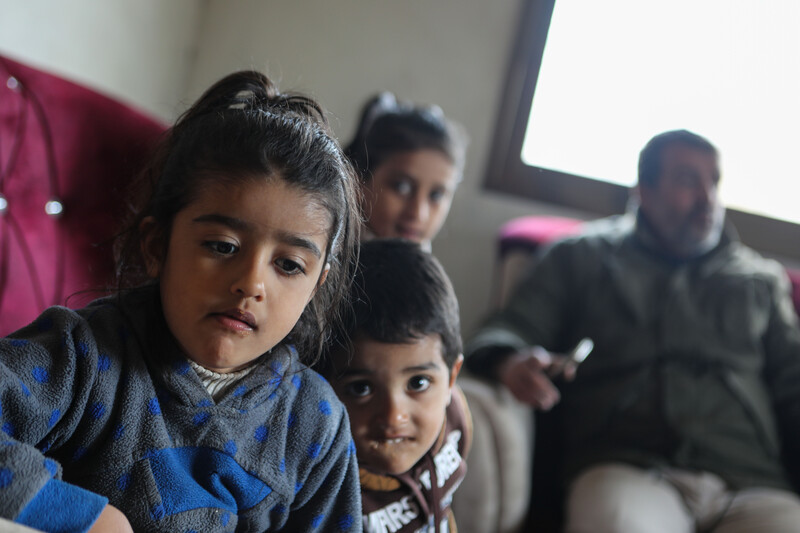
[363,149,458,246]
[144,177,330,373]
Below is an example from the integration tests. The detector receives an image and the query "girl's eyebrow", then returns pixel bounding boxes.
[193,213,323,258]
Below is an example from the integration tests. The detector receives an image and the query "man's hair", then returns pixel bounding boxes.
[324,239,462,371]
[638,129,718,188]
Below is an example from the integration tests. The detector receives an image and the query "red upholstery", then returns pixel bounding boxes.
[498,215,800,316]
[0,55,166,336]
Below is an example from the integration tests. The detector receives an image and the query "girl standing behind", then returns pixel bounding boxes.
[0,71,361,532]
[345,93,468,251]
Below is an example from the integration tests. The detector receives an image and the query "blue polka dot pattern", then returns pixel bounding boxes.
[220,513,230,526]
[224,440,237,456]
[292,375,302,389]
[90,402,106,420]
[18,380,30,396]
[77,341,89,358]
[31,367,49,383]
[48,409,60,429]
[232,385,247,397]
[148,398,161,415]
[287,413,297,428]
[348,440,357,456]
[279,458,285,473]
[308,442,321,459]
[318,400,332,416]
[39,440,51,453]
[10,339,28,347]
[0,467,12,488]
[72,446,87,461]
[295,481,303,494]
[311,515,324,528]
[113,423,125,440]
[173,360,190,375]
[150,504,166,521]
[254,425,269,442]
[43,459,58,476]
[338,513,354,531]
[117,472,131,491]
[271,504,287,517]
[2,422,14,437]
[192,412,210,426]
[197,399,212,408]
[97,354,111,372]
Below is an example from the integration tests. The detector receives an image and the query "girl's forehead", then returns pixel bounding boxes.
[188,177,333,238]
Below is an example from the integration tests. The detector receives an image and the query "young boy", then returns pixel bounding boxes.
[322,239,472,533]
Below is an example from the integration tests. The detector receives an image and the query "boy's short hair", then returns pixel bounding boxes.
[326,238,462,369]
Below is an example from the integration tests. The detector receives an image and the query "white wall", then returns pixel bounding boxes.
[0,0,203,121]
[188,0,582,336]
[0,0,582,336]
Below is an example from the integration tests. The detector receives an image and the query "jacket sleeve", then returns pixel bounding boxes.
[283,386,362,532]
[464,239,582,379]
[0,307,108,531]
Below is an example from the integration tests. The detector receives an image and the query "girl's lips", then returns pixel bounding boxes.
[214,309,257,330]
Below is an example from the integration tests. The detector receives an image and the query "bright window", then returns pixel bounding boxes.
[486,0,800,258]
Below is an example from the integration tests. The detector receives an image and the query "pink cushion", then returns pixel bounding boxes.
[498,215,583,256]
[0,55,166,336]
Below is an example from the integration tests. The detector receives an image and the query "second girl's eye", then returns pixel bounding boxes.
[275,258,305,276]
[408,375,431,392]
[392,180,413,196]
[429,188,446,203]
[344,381,373,398]
[204,241,239,256]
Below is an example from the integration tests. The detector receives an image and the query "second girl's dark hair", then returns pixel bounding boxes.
[115,70,361,365]
[344,92,468,183]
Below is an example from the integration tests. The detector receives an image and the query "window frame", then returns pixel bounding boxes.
[484,0,800,260]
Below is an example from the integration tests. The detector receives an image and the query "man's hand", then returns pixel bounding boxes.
[497,346,573,410]
[87,505,133,533]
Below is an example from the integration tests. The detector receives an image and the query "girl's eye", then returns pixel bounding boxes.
[408,375,431,392]
[392,180,413,196]
[275,258,305,276]
[429,188,446,203]
[345,381,372,398]
[204,241,238,256]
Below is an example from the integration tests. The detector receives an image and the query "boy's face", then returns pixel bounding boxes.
[331,333,463,475]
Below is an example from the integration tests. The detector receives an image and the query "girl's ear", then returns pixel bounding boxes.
[307,263,331,304]
[318,262,331,287]
[139,216,163,279]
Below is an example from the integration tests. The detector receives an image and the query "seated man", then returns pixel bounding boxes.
[322,239,471,532]
[465,130,800,532]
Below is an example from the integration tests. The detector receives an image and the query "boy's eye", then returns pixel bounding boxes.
[204,241,238,256]
[275,258,305,276]
[345,381,372,398]
[407,375,431,392]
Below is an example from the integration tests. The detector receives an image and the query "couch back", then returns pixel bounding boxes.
[0,55,166,336]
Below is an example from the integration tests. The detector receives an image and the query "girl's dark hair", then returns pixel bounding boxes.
[344,92,468,183]
[115,70,361,365]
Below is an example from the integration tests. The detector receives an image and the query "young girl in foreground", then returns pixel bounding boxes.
[0,71,362,532]
[345,93,468,251]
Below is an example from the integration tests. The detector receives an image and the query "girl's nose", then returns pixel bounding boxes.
[403,194,429,223]
[231,256,267,301]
